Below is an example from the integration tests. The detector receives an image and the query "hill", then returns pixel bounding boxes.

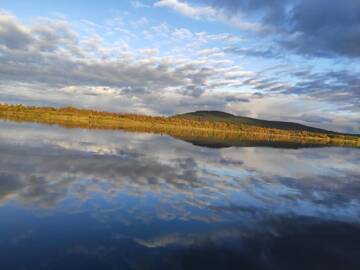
[0,104,359,148]
[172,110,337,134]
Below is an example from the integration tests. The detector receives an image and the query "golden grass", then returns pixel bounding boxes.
[0,104,359,147]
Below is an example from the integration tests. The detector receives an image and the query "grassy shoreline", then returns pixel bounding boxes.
[0,104,359,148]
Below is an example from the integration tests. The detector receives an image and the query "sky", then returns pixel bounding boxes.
[0,0,359,133]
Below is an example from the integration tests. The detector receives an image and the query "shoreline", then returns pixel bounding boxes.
[0,104,359,148]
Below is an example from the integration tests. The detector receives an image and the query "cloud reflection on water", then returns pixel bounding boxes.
[0,121,359,222]
[0,121,360,269]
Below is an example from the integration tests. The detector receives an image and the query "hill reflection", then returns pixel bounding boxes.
[0,121,359,269]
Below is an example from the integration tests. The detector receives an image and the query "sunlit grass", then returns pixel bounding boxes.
[0,104,359,147]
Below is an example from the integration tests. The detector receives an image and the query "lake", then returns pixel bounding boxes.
[0,120,359,270]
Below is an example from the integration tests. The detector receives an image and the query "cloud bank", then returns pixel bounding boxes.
[0,6,359,132]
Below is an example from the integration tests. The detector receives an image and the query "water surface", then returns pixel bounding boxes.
[0,121,359,270]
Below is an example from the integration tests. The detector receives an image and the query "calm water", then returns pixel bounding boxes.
[0,121,359,270]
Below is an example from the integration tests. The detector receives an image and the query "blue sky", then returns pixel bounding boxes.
[0,0,359,132]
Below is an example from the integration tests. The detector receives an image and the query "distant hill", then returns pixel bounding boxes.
[0,104,358,148]
[172,111,337,134]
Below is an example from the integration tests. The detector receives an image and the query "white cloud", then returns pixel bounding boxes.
[0,11,255,113]
[154,0,216,19]
[154,0,263,31]
[173,28,193,39]
[0,10,358,132]
[131,0,150,8]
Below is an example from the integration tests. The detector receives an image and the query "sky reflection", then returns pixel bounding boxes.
[0,121,359,269]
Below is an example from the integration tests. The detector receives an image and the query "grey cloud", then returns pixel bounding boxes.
[286,70,360,110]
[224,96,249,103]
[0,12,241,101]
[204,0,289,25]
[203,0,360,58]
[234,66,360,115]
[0,12,33,49]
[284,0,360,58]
[224,46,281,59]
[0,9,359,129]
[182,85,205,97]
